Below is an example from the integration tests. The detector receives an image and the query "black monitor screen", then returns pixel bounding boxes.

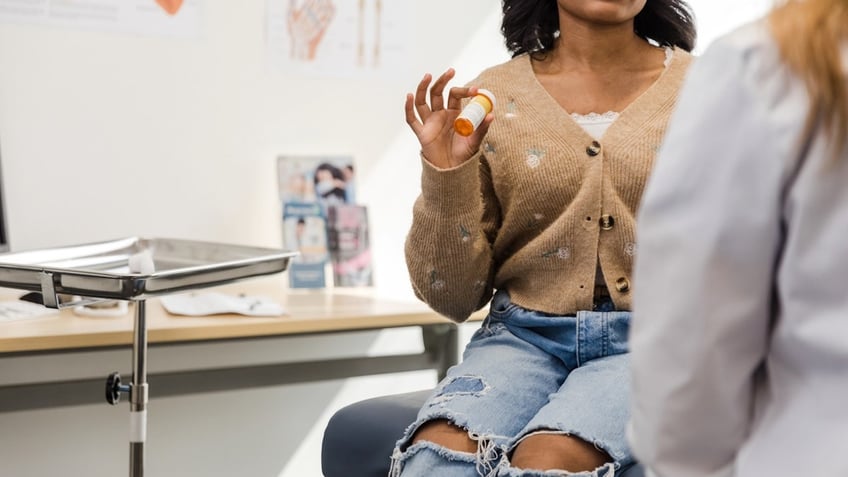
[0,145,8,253]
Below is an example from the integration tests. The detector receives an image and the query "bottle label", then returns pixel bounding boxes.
[459,103,487,129]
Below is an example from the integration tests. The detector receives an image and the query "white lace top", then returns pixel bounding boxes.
[572,48,674,140]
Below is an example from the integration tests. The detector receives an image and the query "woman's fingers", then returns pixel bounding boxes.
[404,93,423,135]
[412,69,464,123]
[407,69,483,150]
[413,73,433,122]
[447,85,473,111]
[469,111,495,142]
[429,68,455,112]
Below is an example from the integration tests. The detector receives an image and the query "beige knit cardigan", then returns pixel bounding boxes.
[405,49,693,322]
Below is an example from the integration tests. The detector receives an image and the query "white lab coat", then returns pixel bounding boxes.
[629,20,848,477]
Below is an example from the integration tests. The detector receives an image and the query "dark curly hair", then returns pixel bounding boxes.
[501,0,697,58]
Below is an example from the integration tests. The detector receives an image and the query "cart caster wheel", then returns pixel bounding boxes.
[106,372,129,405]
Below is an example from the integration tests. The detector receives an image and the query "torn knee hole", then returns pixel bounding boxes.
[510,431,612,473]
[410,419,477,453]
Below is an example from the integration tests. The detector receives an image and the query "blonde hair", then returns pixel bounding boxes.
[770,0,848,154]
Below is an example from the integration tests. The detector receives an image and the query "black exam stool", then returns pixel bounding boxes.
[321,389,646,477]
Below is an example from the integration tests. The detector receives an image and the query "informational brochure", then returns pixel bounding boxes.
[326,204,372,287]
[282,202,329,289]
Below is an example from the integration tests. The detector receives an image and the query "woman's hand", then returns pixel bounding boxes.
[405,69,494,169]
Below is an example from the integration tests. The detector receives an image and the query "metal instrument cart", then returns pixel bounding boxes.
[0,237,297,477]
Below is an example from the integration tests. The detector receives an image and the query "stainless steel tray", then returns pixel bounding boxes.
[0,237,297,307]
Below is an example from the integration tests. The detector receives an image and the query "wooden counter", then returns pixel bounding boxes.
[0,275,457,353]
[0,275,483,412]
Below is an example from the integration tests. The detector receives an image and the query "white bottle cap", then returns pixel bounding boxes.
[476,89,496,109]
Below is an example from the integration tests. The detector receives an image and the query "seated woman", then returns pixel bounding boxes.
[393,0,696,475]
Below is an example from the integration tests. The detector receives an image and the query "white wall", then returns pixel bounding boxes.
[0,1,505,304]
[0,1,772,476]
[0,2,505,477]
[689,0,774,53]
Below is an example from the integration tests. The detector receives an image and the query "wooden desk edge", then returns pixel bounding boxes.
[0,307,486,354]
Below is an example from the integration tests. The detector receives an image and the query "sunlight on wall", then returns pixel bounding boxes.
[360,5,508,302]
[277,6,507,477]
[689,0,774,53]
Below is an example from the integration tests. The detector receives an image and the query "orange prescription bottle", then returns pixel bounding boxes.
[454,89,496,137]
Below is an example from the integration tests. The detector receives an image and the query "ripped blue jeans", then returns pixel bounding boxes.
[390,290,634,476]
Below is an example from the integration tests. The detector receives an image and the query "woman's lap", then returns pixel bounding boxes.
[392,291,635,475]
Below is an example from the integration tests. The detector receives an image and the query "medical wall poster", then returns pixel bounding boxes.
[0,0,201,38]
[266,0,412,78]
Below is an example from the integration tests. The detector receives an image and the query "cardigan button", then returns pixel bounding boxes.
[586,141,601,157]
[615,277,630,293]
[599,215,615,230]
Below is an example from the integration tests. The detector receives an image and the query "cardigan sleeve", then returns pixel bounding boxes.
[628,24,800,477]
[404,152,500,323]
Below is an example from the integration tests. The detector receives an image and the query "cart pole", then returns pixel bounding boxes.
[130,300,148,477]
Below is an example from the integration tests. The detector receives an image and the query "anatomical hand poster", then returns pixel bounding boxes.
[266,0,412,78]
